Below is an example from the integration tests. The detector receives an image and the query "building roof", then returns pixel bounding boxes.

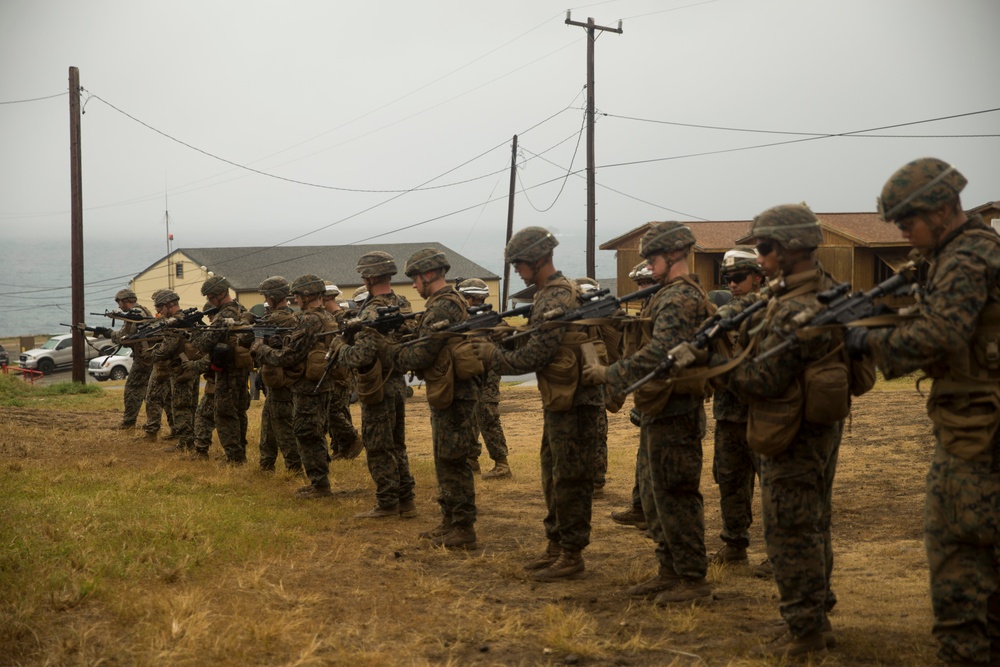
[600,221,753,252]
[136,243,499,290]
[733,212,909,247]
[509,277,618,303]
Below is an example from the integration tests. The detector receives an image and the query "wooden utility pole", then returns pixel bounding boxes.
[565,12,622,279]
[69,66,86,383]
[502,135,517,308]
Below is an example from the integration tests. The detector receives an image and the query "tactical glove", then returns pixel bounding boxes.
[93,326,112,338]
[581,362,608,386]
[844,327,870,360]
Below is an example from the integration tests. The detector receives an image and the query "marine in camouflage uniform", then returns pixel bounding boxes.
[584,222,713,604]
[322,281,362,461]
[142,289,175,438]
[575,276,617,495]
[850,159,1000,666]
[335,252,417,518]
[395,249,480,548]
[91,288,155,429]
[148,290,200,452]
[710,248,764,564]
[189,277,252,464]
[457,278,511,480]
[473,227,603,581]
[253,275,338,497]
[255,277,302,473]
[726,204,845,658]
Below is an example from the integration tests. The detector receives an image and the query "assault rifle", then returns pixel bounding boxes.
[312,306,418,392]
[396,303,532,348]
[91,308,152,323]
[623,297,769,395]
[506,283,662,341]
[122,307,218,343]
[753,262,918,363]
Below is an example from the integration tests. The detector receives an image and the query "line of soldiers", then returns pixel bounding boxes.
[95,155,996,665]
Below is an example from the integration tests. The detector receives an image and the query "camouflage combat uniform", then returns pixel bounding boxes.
[338,292,416,510]
[727,268,843,639]
[190,301,252,463]
[471,365,508,463]
[326,309,359,457]
[606,275,711,584]
[108,305,154,426]
[868,215,1000,664]
[257,306,302,473]
[149,332,199,450]
[396,286,480,529]
[256,305,338,491]
[493,272,603,554]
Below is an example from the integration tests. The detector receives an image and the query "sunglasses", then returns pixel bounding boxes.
[755,241,774,257]
[724,272,749,284]
[893,216,917,232]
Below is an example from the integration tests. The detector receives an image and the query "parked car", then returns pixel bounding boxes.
[88,346,133,381]
[18,333,115,375]
[0,343,8,367]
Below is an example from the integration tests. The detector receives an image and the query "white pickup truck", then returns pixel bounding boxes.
[18,333,116,375]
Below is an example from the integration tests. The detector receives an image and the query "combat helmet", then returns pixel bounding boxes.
[504,227,558,264]
[639,221,696,258]
[115,288,137,302]
[877,157,967,222]
[153,289,180,307]
[457,278,489,297]
[404,248,450,277]
[323,280,341,298]
[628,260,655,284]
[200,275,231,296]
[352,286,369,303]
[721,247,763,275]
[574,276,600,293]
[258,276,290,300]
[749,204,824,251]
[356,251,397,278]
[289,274,325,297]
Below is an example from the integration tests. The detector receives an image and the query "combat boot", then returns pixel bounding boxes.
[748,629,827,659]
[469,457,481,473]
[710,544,748,564]
[354,504,399,519]
[481,459,512,480]
[627,565,681,599]
[532,550,584,582]
[523,540,562,571]
[117,421,136,430]
[435,524,477,550]
[346,434,364,460]
[419,519,453,540]
[611,506,647,530]
[189,450,210,461]
[297,485,333,499]
[653,577,712,605]
[752,557,773,579]
[592,483,605,499]
[398,498,417,518]
[820,617,836,649]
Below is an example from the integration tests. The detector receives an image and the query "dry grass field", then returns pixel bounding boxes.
[0,374,939,666]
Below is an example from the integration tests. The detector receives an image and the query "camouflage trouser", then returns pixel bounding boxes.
[212,368,249,463]
[167,369,199,449]
[594,409,609,488]
[120,361,152,426]
[361,376,414,509]
[760,421,841,639]
[641,407,707,579]
[327,380,358,457]
[292,390,332,489]
[472,399,509,462]
[431,398,478,526]
[143,364,174,434]
[925,441,1000,664]
[712,418,759,549]
[194,382,216,451]
[260,387,301,472]
[540,405,600,553]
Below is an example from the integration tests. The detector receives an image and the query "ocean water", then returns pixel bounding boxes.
[0,237,167,339]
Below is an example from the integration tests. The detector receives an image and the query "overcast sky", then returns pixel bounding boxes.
[2,0,998,284]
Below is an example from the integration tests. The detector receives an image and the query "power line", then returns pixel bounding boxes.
[517,109,587,212]
[0,91,67,105]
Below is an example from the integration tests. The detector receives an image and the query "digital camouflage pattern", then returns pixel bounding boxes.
[492,272,601,552]
[638,221,695,257]
[190,300,251,464]
[257,305,301,472]
[749,204,824,250]
[338,291,415,508]
[605,276,711,581]
[107,303,154,426]
[396,286,479,527]
[867,214,1000,663]
[711,419,758,549]
[150,332,199,450]
[726,268,844,640]
[143,361,174,435]
[256,306,339,490]
[877,157,967,222]
[325,309,358,458]
[503,226,558,263]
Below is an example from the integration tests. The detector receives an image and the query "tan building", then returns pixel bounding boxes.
[131,243,500,313]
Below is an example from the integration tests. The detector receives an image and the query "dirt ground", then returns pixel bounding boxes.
[0,382,941,666]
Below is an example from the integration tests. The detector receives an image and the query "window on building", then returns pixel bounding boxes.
[175,262,184,279]
[711,255,725,289]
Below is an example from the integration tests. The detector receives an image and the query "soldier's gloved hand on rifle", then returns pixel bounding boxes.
[181,358,209,375]
[669,342,709,369]
[844,327,870,360]
[250,338,265,355]
[469,338,498,368]
[326,334,346,356]
[92,326,112,338]
[580,360,608,386]
[221,318,237,327]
